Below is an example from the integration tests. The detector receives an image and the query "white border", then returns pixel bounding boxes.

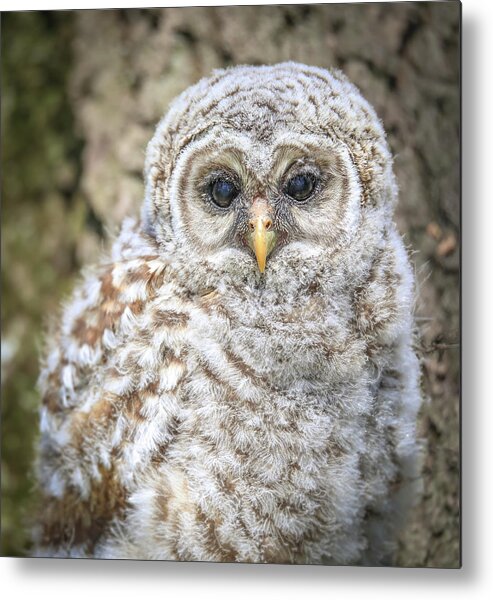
[2,0,493,599]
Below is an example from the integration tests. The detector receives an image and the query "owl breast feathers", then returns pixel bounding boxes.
[33,62,422,565]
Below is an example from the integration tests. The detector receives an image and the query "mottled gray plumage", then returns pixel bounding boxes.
[33,62,422,564]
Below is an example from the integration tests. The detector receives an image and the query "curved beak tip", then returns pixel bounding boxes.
[248,216,277,274]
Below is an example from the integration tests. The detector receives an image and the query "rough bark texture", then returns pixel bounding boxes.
[1,2,460,565]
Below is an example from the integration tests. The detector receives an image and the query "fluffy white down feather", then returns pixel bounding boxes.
[33,63,422,565]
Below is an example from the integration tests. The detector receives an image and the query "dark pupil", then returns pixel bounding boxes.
[286,174,314,201]
[211,179,238,208]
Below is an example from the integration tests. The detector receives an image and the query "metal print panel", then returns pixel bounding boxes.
[1,1,460,567]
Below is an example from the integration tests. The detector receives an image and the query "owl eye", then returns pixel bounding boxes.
[210,179,239,208]
[285,174,316,202]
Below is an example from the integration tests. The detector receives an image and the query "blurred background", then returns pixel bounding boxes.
[1,2,460,565]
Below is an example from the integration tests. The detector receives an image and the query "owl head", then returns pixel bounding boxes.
[142,62,397,291]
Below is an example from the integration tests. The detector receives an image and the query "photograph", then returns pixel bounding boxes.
[1,1,460,568]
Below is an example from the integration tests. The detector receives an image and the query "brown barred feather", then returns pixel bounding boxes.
[33,63,421,565]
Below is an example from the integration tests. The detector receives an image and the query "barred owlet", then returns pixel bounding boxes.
[33,62,422,565]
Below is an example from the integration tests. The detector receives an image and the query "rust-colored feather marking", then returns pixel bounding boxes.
[37,463,127,554]
[195,505,237,562]
[154,310,189,328]
[72,318,101,347]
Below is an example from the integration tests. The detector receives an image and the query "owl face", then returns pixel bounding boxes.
[143,63,395,286]
[168,128,362,276]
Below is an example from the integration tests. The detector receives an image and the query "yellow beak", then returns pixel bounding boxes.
[248,214,277,274]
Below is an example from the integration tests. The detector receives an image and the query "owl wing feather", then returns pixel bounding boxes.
[33,220,187,557]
